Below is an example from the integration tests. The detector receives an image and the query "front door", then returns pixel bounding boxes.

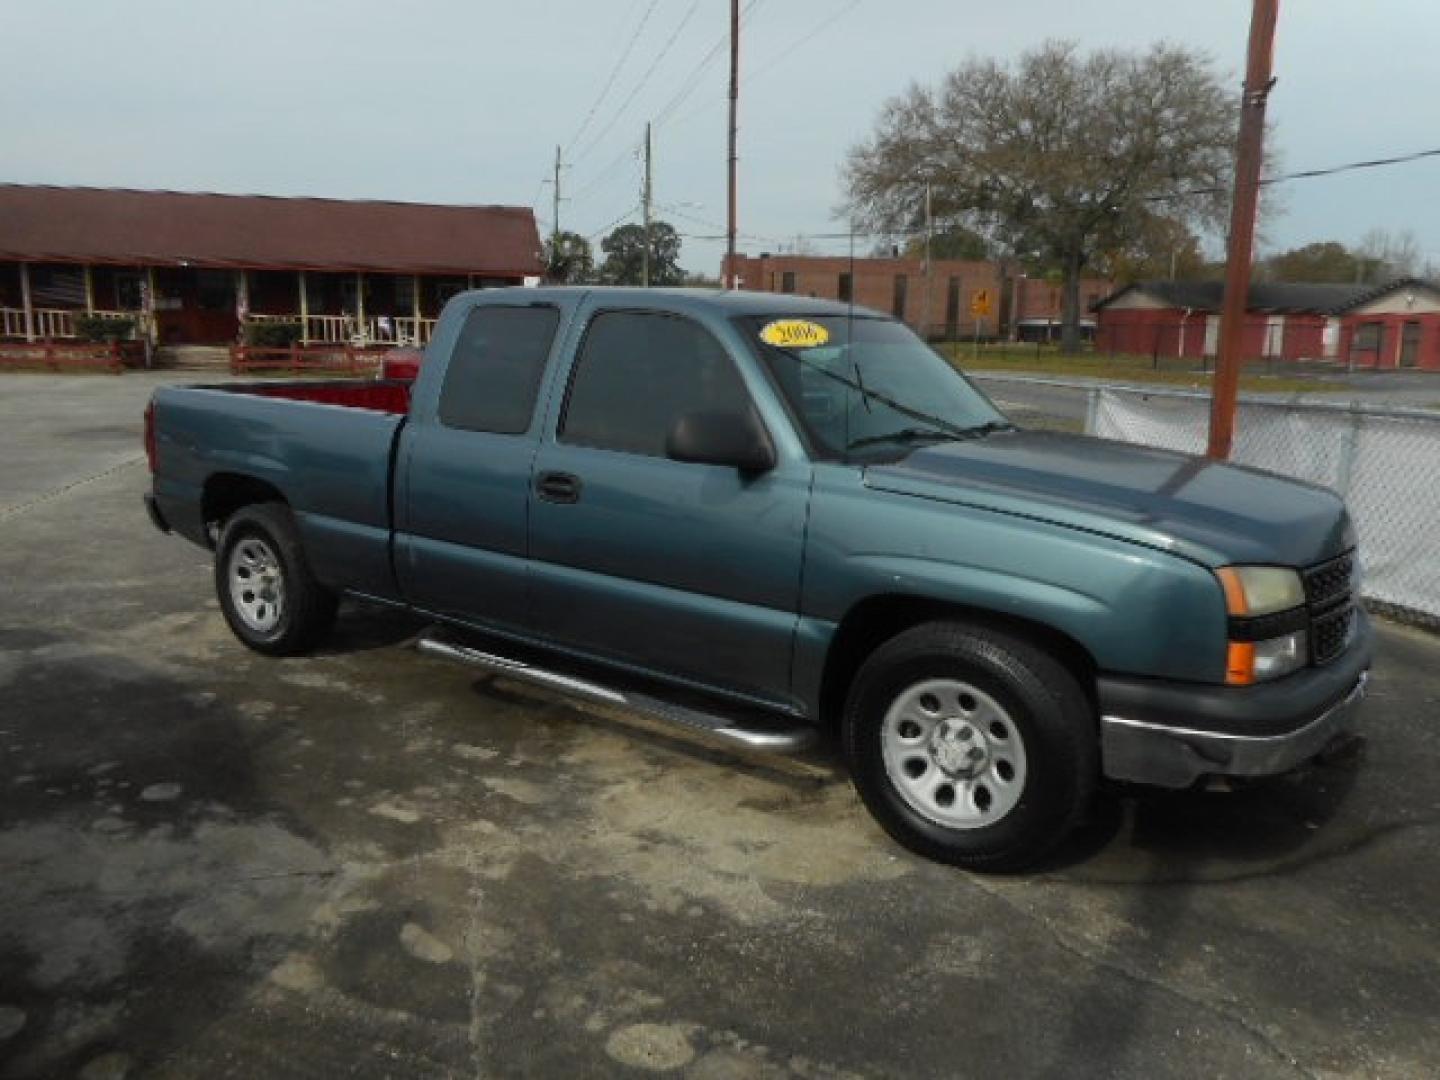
[528,307,811,706]
[1400,321,1421,368]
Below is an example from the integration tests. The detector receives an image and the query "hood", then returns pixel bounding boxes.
[864,430,1353,568]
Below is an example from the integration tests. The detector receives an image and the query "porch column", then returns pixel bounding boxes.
[83,265,95,314]
[412,274,422,341]
[145,267,158,346]
[19,261,34,342]
[355,271,366,344]
[298,271,310,345]
[235,269,249,323]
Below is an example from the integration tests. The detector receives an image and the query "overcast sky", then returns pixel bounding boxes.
[3,0,1437,274]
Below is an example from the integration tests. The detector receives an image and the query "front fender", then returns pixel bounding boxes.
[792,473,1229,716]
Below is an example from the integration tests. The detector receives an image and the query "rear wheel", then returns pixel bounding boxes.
[215,502,337,656]
[843,621,1095,871]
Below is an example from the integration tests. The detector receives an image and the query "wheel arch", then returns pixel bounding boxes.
[202,472,289,546]
[817,594,1099,728]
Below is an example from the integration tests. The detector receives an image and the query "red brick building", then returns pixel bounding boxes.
[0,185,543,348]
[1094,278,1440,369]
[721,252,1111,340]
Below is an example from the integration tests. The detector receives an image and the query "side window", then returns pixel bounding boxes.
[438,305,560,434]
[561,311,752,457]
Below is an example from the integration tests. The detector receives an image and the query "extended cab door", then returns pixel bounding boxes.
[394,297,567,632]
[527,304,812,707]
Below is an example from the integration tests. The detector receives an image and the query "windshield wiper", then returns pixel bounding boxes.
[846,420,1015,452]
[846,427,959,451]
[966,420,1016,437]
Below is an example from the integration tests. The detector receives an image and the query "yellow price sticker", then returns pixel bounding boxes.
[759,319,831,349]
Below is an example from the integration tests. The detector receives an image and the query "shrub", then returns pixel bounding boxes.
[243,320,303,347]
[74,315,136,342]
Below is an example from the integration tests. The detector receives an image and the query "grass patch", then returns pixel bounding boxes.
[940,344,1345,395]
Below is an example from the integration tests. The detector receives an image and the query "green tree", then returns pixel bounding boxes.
[843,40,1237,352]
[1096,217,1210,283]
[544,230,594,284]
[902,225,991,261]
[1258,242,1360,284]
[598,221,684,286]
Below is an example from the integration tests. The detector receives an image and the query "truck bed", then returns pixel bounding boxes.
[219,378,412,415]
[149,378,412,600]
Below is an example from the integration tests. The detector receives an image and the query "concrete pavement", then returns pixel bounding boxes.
[2,372,1439,1078]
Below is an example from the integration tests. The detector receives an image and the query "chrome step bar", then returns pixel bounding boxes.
[416,637,817,754]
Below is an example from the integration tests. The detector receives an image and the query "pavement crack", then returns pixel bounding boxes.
[964,876,1318,1080]
[0,455,145,524]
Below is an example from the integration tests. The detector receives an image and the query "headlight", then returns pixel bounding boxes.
[1216,566,1308,685]
[1216,566,1306,617]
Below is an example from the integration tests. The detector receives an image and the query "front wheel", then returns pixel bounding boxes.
[215,502,337,656]
[843,621,1096,872]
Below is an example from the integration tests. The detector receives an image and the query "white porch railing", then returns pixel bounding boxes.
[247,312,435,346]
[1,308,143,340]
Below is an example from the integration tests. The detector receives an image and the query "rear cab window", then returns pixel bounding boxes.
[438,305,561,434]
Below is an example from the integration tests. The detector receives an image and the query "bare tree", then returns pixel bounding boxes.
[843,41,1237,352]
[1356,227,1421,283]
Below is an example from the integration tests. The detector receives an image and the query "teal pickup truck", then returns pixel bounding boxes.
[144,288,1371,870]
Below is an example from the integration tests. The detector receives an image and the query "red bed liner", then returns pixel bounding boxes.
[240,380,412,415]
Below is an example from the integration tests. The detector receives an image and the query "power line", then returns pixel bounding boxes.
[565,0,658,154]
[570,140,642,203]
[1147,146,1440,203]
[572,0,703,166]
[668,0,862,129]
[587,203,642,242]
[652,0,766,128]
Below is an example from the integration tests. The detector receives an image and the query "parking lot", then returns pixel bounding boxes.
[3,372,1440,1079]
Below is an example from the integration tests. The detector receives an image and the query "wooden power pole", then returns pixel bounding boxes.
[552,145,562,244]
[1207,0,1280,460]
[641,122,653,287]
[726,0,739,288]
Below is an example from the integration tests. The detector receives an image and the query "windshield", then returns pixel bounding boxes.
[740,314,1009,461]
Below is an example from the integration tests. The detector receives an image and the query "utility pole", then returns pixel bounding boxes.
[922,182,934,339]
[641,122,653,287]
[552,145,562,244]
[725,0,739,288]
[1207,0,1279,460]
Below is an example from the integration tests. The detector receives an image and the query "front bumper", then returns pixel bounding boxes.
[1098,612,1373,788]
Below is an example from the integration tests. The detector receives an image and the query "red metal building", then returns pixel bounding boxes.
[0,185,544,348]
[1094,278,1440,369]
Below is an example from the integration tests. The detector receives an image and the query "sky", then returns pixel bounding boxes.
[2,0,1438,275]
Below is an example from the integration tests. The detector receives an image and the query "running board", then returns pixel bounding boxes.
[416,637,817,754]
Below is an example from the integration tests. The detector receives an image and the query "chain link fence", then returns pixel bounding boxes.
[973,374,1440,625]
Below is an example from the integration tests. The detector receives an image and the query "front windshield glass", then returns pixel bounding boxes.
[740,314,1009,461]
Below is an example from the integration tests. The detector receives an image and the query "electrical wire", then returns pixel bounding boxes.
[571,0,704,166]
[652,0,766,127]
[1146,147,1440,203]
[667,0,863,129]
[587,204,643,242]
[565,0,658,154]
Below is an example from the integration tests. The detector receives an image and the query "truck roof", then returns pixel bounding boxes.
[475,285,885,320]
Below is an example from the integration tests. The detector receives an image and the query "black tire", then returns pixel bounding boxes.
[842,621,1096,872]
[214,502,338,656]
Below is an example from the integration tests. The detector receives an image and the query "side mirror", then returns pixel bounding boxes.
[666,409,776,473]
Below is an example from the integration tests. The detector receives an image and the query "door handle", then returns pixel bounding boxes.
[536,471,582,504]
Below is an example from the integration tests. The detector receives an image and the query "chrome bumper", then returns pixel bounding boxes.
[1101,671,1368,789]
